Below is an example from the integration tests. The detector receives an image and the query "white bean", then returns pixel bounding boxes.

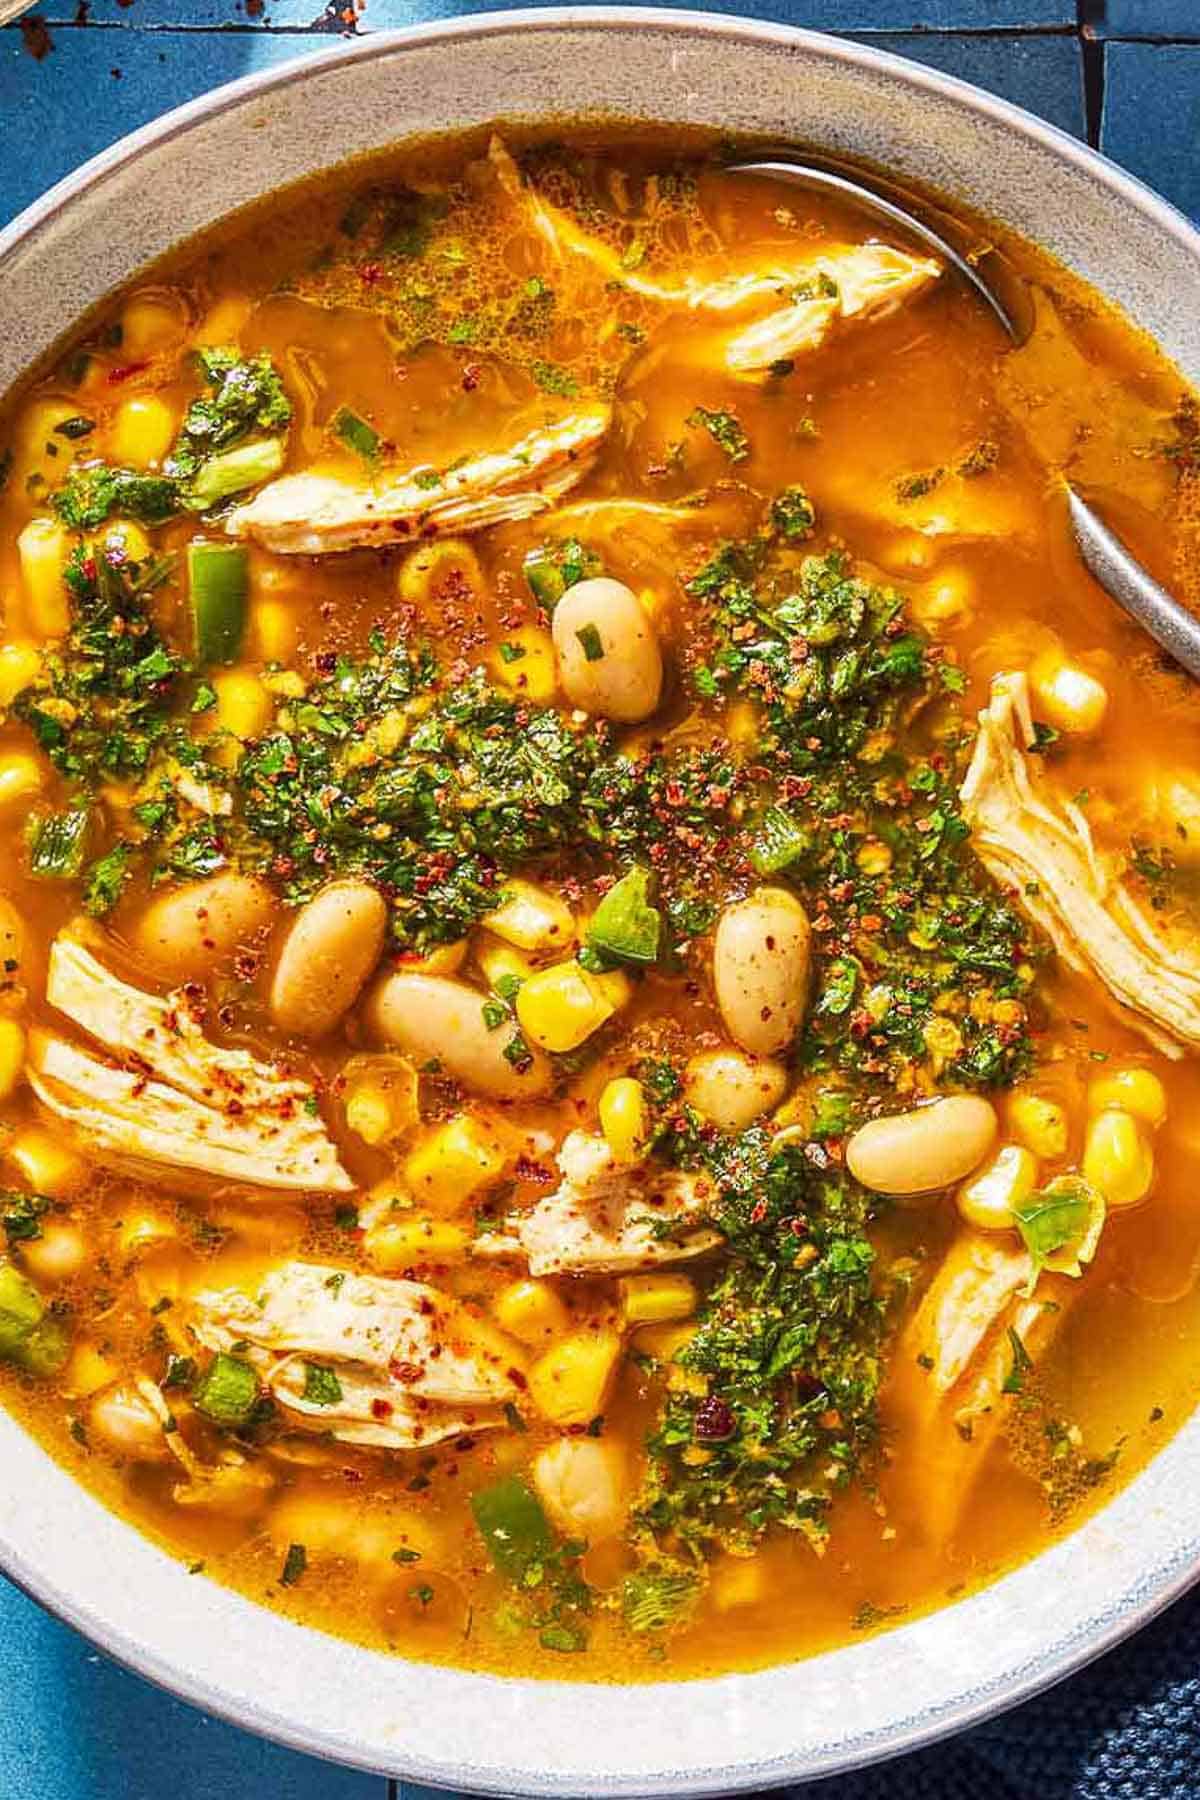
[133,871,275,977]
[89,1383,170,1462]
[532,1435,629,1541]
[712,887,810,1056]
[270,878,387,1038]
[20,1219,86,1285]
[552,578,663,723]
[846,1095,998,1196]
[364,971,552,1100]
[683,1048,788,1132]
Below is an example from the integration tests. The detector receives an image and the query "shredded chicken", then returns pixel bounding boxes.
[721,244,942,374]
[225,403,611,555]
[478,1130,721,1275]
[27,933,351,1191]
[487,137,940,375]
[961,673,1200,1056]
[890,1230,1073,1537]
[190,1262,522,1449]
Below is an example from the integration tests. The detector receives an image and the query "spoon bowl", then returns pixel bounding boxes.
[729,152,1200,680]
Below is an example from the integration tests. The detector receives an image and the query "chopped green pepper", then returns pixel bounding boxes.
[586,865,661,965]
[332,407,380,463]
[188,542,249,665]
[470,1474,554,1581]
[192,1351,260,1427]
[0,1264,69,1375]
[180,437,285,513]
[748,806,813,875]
[27,808,90,880]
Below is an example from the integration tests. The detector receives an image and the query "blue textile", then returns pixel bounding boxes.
[1,5,1199,1798]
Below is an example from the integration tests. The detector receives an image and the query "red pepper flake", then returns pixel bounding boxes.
[514,1155,554,1186]
[106,360,150,385]
[461,363,482,392]
[371,1398,394,1419]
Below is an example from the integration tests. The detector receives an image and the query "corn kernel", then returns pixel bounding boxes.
[364,1217,469,1270]
[475,931,533,992]
[856,839,893,875]
[491,626,558,703]
[494,1277,569,1346]
[0,753,44,812]
[16,400,83,476]
[922,1016,962,1071]
[1087,1066,1167,1129]
[711,1556,767,1612]
[484,878,575,954]
[515,961,618,1053]
[635,1322,697,1363]
[398,538,482,608]
[1083,1109,1154,1209]
[1008,1092,1069,1160]
[725,700,759,750]
[251,596,298,662]
[1030,652,1108,737]
[403,1114,508,1214]
[0,1018,26,1100]
[342,1053,419,1147]
[8,1127,84,1195]
[956,1142,1038,1231]
[212,668,272,742]
[100,521,153,565]
[62,1341,119,1400]
[392,940,468,978]
[261,669,306,700]
[17,518,71,638]
[667,1363,709,1397]
[0,640,42,708]
[599,1076,648,1164]
[120,290,185,356]
[110,395,175,467]
[344,1088,393,1146]
[528,1327,622,1425]
[620,1272,696,1327]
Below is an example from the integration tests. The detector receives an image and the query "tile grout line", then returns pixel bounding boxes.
[1078,0,1106,145]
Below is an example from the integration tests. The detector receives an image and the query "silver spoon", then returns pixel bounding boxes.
[728,153,1200,681]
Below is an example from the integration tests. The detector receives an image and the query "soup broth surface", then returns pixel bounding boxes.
[1,125,1199,1682]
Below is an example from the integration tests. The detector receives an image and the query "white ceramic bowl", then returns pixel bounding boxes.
[3,13,1200,1792]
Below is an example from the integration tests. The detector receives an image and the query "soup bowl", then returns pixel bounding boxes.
[2,11,1200,1791]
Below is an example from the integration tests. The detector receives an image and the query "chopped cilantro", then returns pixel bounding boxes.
[687,405,750,463]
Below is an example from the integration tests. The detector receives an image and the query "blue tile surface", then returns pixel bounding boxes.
[0,1574,386,1799]
[0,3,1196,1796]
[57,0,1078,23]
[0,18,1086,230]
[1095,0,1200,37]
[1101,39,1200,219]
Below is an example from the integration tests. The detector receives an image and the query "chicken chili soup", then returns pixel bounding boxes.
[1,127,1200,1682]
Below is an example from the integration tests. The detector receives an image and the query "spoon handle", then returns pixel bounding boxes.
[1066,487,1200,681]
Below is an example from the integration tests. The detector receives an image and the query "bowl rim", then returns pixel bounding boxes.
[3,11,1200,1792]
